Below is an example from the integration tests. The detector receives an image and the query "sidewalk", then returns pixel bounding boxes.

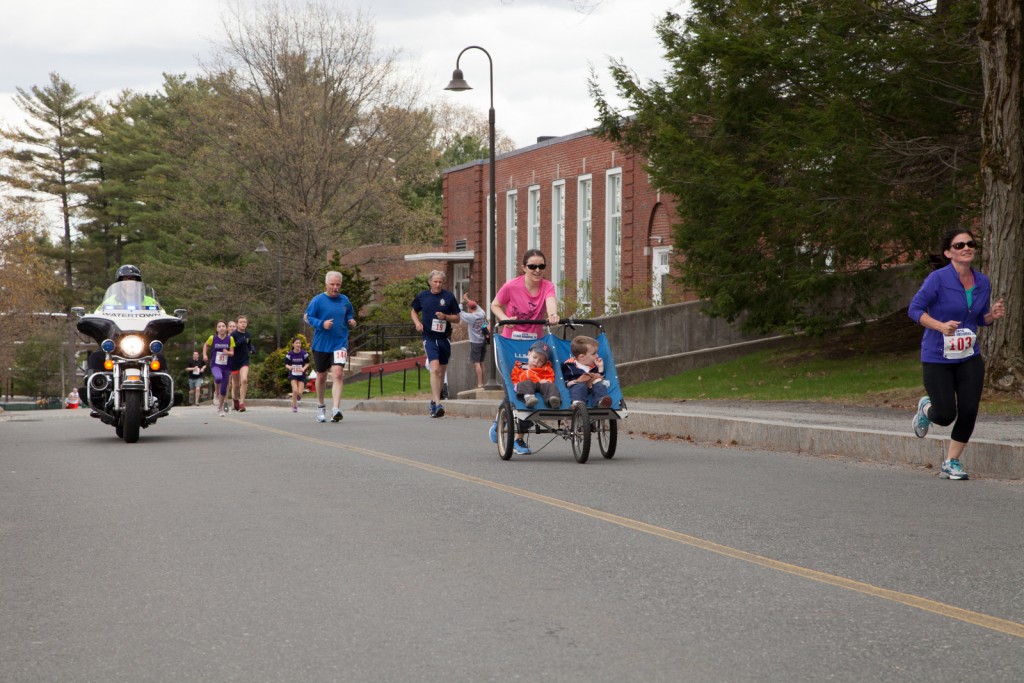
[354,397,1024,480]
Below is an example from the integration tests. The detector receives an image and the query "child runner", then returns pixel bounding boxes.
[202,320,235,417]
[285,337,311,413]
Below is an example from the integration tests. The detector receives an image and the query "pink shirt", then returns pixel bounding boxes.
[495,275,556,338]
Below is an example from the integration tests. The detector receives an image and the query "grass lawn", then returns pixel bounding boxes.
[346,366,433,400]
[623,312,1024,416]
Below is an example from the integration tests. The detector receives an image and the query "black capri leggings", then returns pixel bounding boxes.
[922,354,984,444]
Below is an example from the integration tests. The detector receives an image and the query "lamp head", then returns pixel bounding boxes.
[254,240,269,253]
[445,69,472,91]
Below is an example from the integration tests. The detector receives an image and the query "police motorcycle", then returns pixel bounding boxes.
[71,266,186,443]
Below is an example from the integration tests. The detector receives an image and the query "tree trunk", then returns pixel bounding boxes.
[978,0,1024,397]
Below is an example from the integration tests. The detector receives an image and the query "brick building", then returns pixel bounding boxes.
[437,129,690,316]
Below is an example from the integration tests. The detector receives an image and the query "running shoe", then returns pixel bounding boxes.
[233,399,240,411]
[489,420,498,443]
[238,403,246,413]
[292,406,298,413]
[940,458,969,480]
[332,408,343,422]
[434,403,445,418]
[219,410,226,418]
[513,438,531,455]
[316,405,327,423]
[429,401,437,417]
[523,395,538,408]
[912,396,931,438]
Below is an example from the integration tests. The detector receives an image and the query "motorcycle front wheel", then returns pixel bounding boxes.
[123,392,142,443]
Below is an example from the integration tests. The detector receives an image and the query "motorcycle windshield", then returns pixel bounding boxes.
[97,281,161,311]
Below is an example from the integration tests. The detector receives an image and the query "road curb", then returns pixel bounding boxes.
[352,398,1024,480]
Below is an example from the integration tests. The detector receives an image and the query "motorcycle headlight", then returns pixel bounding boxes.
[119,335,146,358]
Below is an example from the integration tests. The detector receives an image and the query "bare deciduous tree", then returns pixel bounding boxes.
[199,1,435,290]
[0,200,62,397]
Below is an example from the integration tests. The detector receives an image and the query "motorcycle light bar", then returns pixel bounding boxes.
[101,339,115,353]
[120,335,146,358]
[149,340,163,354]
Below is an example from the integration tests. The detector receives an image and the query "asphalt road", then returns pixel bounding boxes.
[2,406,1023,682]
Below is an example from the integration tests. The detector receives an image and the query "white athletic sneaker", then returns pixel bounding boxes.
[316,405,327,423]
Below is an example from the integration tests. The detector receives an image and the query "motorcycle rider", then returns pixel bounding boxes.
[84,265,174,409]
[96,264,159,310]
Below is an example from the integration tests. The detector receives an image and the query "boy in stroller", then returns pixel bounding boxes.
[511,340,562,409]
[561,335,613,408]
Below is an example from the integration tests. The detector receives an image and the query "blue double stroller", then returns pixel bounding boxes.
[493,319,628,463]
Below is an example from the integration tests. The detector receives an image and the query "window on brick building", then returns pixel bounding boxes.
[576,175,592,307]
[527,185,541,251]
[605,169,622,311]
[551,180,565,297]
[505,190,518,281]
[652,246,671,306]
[454,263,470,303]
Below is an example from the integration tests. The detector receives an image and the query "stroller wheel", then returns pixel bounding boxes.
[569,402,591,464]
[496,399,516,461]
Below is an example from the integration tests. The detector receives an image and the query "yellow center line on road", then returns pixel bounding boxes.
[244,420,1024,640]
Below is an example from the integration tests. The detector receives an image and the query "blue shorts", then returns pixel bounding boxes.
[423,338,451,365]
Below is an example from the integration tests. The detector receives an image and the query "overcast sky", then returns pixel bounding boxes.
[0,0,686,149]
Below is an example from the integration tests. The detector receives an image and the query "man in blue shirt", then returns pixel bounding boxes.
[410,269,460,417]
[304,271,357,423]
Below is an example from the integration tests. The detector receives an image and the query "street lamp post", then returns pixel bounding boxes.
[254,230,282,349]
[446,45,500,390]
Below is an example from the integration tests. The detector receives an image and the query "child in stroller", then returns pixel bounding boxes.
[561,335,613,408]
[511,340,563,409]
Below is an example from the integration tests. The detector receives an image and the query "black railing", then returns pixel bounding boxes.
[348,323,422,356]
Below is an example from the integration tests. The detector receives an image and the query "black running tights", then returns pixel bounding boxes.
[922,355,984,444]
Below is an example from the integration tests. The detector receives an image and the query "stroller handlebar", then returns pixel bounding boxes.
[496,318,604,332]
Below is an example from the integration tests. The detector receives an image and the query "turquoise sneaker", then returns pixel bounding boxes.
[912,396,931,438]
[488,420,498,443]
[513,438,531,455]
[940,458,969,480]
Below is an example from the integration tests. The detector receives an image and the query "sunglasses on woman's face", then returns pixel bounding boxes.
[525,263,546,271]
[951,240,977,251]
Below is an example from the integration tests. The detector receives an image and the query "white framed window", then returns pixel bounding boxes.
[551,180,565,297]
[652,246,671,306]
[527,185,541,250]
[604,168,622,309]
[505,190,518,281]
[485,193,494,306]
[576,175,592,306]
[453,263,470,303]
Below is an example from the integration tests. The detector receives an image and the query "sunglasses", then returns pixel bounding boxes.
[951,240,977,251]
[525,263,547,271]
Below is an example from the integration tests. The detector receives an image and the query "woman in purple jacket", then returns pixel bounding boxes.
[908,229,1006,480]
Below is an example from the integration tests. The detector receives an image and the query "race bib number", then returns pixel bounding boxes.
[333,348,348,365]
[943,328,976,360]
[192,367,201,375]
[430,317,446,333]
[215,351,227,365]
[291,365,304,374]
[510,330,538,341]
